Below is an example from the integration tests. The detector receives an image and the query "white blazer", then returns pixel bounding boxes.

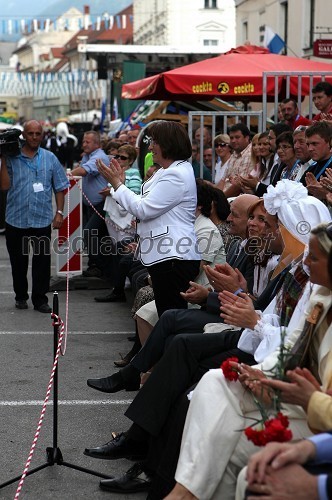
[113,160,201,265]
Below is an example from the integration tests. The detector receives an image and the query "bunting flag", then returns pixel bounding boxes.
[0,70,103,98]
[0,14,132,35]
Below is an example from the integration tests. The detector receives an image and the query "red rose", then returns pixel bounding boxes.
[221,357,239,381]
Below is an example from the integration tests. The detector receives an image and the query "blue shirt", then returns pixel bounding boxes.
[307,433,332,500]
[6,147,69,228]
[81,148,110,206]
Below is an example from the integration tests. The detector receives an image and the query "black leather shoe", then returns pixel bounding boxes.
[84,433,148,461]
[15,300,28,310]
[87,368,140,393]
[34,303,52,313]
[94,291,126,302]
[99,462,152,493]
[87,372,125,393]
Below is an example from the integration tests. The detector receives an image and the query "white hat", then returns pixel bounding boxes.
[263,179,331,244]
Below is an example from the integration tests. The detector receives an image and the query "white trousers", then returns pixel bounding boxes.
[175,369,312,500]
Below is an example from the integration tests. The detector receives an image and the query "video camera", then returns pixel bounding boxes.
[0,128,21,156]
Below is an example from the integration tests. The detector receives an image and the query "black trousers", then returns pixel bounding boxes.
[130,307,224,374]
[83,201,108,270]
[126,331,253,436]
[5,223,51,306]
[148,259,200,317]
[125,331,256,497]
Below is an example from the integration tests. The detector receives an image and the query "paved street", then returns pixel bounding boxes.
[0,231,147,499]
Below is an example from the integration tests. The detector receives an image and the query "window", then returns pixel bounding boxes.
[242,21,248,43]
[203,39,219,46]
[204,0,217,8]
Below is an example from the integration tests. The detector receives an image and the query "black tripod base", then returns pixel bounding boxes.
[0,447,112,489]
[0,293,112,492]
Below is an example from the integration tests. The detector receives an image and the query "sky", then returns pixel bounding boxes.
[1,0,131,17]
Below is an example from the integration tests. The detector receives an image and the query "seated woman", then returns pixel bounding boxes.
[240,131,275,194]
[166,221,332,500]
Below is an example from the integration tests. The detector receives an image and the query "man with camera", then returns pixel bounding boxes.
[0,120,68,312]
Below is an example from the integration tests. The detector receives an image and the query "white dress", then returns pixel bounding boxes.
[175,286,332,500]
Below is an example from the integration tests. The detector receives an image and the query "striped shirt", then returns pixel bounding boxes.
[6,147,69,228]
[125,166,142,194]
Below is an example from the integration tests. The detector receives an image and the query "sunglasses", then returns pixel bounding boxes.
[215,142,229,148]
[114,154,129,161]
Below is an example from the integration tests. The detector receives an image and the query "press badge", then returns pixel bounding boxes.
[33,182,44,192]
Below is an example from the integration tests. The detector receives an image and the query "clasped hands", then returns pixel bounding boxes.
[180,263,248,306]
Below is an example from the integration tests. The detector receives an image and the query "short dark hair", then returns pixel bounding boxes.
[229,123,251,138]
[148,120,192,160]
[312,81,332,97]
[196,180,213,217]
[305,121,332,143]
[269,122,292,137]
[276,131,294,149]
[211,187,230,221]
[280,98,297,108]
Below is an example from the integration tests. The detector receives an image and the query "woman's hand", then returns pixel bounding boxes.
[96,157,125,186]
[219,290,259,329]
[230,362,271,404]
[260,367,321,410]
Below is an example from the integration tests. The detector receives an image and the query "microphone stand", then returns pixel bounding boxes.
[0,292,111,490]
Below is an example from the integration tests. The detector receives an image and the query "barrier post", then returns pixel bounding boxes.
[56,174,83,277]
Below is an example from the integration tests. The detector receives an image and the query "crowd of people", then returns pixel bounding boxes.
[1,80,332,499]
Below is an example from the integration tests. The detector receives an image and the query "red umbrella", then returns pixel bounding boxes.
[122,45,332,101]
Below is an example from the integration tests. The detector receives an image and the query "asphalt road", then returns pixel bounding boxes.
[0,231,147,500]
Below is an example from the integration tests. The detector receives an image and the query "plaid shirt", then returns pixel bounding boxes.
[224,143,253,189]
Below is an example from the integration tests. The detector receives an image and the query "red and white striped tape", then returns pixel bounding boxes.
[14,314,65,499]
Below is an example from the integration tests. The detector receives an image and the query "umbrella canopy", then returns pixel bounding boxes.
[122,45,332,101]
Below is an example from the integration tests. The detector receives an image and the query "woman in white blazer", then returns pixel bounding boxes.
[96,120,201,316]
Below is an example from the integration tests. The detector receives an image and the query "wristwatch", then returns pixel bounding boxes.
[56,209,64,216]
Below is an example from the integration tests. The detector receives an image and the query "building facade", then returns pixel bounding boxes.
[235,0,332,61]
[134,0,236,52]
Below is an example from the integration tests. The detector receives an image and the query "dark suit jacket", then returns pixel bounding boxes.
[255,162,284,197]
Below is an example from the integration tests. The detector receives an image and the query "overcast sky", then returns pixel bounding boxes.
[2,0,131,17]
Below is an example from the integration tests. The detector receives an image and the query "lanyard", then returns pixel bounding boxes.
[21,148,41,172]
[282,160,299,179]
[315,156,332,180]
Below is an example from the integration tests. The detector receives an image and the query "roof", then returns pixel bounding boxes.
[51,47,64,58]
[62,4,133,55]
